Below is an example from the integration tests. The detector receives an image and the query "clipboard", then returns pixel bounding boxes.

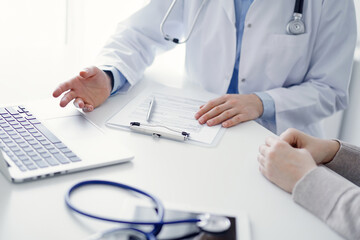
[106,86,226,147]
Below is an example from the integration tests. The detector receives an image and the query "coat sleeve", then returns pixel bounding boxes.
[293,166,360,240]
[95,0,181,86]
[266,0,357,135]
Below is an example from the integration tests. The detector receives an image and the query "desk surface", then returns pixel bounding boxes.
[0,75,343,240]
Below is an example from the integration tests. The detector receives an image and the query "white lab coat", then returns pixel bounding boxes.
[97,0,357,137]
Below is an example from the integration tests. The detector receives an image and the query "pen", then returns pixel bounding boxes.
[146,97,155,122]
[130,122,190,141]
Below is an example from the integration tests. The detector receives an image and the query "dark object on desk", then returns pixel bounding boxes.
[134,206,237,240]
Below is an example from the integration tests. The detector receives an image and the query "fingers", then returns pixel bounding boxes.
[59,91,77,108]
[73,98,85,108]
[53,66,100,110]
[195,96,227,121]
[72,98,94,112]
[257,153,265,167]
[258,164,267,177]
[54,66,96,98]
[258,150,271,180]
[280,128,307,149]
[195,94,260,128]
[265,136,279,147]
[203,108,236,126]
[198,104,231,125]
[82,104,94,112]
[259,137,284,158]
[221,113,247,128]
[79,66,97,79]
[52,80,74,98]
[258,144,268,156]
[195,95,244,126]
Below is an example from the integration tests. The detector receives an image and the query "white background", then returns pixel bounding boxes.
[0,0,359,143]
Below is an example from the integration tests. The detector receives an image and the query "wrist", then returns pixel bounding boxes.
[103,70,114,95]
[292,165,317,193]
[250,94,264,118]
[322,140,340,164]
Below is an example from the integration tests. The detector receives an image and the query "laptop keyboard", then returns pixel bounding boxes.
[0,106,81,172]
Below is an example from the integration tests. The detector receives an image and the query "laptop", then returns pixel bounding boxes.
[0,99,133,183]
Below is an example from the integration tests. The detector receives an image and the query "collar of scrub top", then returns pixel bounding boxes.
[160,0,209,44]
[287,0,306,35]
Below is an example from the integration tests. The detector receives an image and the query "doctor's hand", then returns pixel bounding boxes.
[194,94,263,128]
[52,66,112,112]
[258,137,317,193]
[280,128,340,165]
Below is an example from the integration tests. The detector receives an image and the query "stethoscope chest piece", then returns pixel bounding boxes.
[287,13,306,35]
[197,214,231,234]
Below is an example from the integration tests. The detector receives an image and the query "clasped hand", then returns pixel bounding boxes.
[258,128,340,193]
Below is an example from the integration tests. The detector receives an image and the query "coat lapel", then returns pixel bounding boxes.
[221,0,236,25]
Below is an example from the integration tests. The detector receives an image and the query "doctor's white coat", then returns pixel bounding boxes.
[97,0,357,137]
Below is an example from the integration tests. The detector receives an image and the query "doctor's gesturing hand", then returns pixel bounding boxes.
[52,66,112,112]
[195,94,264,128]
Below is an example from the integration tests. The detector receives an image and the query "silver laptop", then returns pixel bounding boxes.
[0,100,133,183]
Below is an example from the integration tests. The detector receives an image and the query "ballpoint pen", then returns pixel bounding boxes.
[130,122,190,141]
[146,97,155,122]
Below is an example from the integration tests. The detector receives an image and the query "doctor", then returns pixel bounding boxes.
[53,0,357,137]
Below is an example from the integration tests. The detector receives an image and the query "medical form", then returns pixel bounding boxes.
[106,87,224,146]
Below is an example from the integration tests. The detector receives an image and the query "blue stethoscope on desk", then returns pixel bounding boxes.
[161,0,306,44]
[65,180,231,240]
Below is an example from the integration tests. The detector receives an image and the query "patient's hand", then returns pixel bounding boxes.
[258,136,317,193]
[52,66,112,112]
[280,128,340,165]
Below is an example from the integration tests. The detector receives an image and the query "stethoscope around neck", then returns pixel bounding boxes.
[160,0,209,44]
[160,0,306,44]
[65,180,231,240]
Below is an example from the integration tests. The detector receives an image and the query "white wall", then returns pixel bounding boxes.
[355,0,360,42]
[339,50,360,145]
[0,0,67,103]
[0,1,147,104]
[322,1,360,142]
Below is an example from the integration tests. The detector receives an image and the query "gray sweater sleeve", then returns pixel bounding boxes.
[325,142,360,186]
[292,142,360,240]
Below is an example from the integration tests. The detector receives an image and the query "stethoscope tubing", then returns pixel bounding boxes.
[294,0,304,14]
[160,0,208,44]
[65,180,201,225]
[161,0,305,43]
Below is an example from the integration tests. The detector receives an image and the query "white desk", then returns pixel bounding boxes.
[0,74,343,240]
